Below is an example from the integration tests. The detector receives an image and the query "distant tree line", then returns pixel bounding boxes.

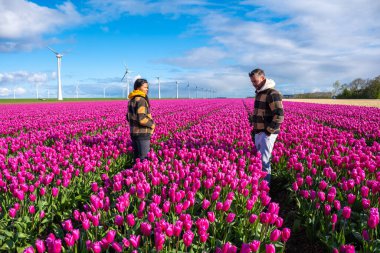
[293,92,333,99]
[332,76,380,99]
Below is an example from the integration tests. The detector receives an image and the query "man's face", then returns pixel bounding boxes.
[250,74,265,89]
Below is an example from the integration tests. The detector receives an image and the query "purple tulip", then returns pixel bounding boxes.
[249,240,260,252]
[342,206,351,219]
[23,246,35,253]
[52,187,59,197]
[347,194,356,205]
[64,233,75,247]
[129,234,141,249]
[70,229,79,242]
[183,230,194,247]
[270,229,281,242]
[105,230,116,243]
[9,208,17,218]
[126,214,135,227]
[281,228,291,242]
[226,213,236,223]
[265,244,275,253]
[112,242,123,253]
[207,212,216,223]
[35,239,46,253]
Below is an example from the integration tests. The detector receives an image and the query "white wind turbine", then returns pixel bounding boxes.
[121,64,133,98]
[48,47,64,100]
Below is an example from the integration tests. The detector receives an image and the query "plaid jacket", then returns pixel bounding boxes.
[127,92,155,137]
[249,87,284,134]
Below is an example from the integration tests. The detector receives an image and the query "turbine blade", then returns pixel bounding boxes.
[121,72,127,81]
[47,47,58,55]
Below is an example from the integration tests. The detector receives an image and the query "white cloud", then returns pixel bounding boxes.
[0,88,10,96]
[0,0,84,51]
[87,0,209,16]
[0,0,83,39]
[0,71,54,85]
[27,73,49,83]
[15,87,27,95]
[162,0,380,95]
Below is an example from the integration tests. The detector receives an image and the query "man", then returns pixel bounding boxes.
[248,68,284,184]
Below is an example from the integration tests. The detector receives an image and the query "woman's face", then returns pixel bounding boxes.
[138,83,149,95]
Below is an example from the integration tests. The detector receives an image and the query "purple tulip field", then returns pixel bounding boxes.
[0,99,379,253]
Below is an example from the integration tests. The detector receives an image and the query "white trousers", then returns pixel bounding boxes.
[254,132,278,183]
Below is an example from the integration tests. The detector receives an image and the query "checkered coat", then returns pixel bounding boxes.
[249,79,284,134]
[127,92,155,138]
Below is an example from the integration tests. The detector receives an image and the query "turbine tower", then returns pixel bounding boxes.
[176,81,179,99]
[156,77,161,99]
[48,47,63,100]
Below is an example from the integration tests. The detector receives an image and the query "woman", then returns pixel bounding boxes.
[127,78,155,162]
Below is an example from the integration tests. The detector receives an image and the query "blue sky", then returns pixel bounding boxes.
[1,0,380,99]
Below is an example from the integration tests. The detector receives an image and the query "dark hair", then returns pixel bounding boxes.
[248,68,265,77]
[134,78,148,90]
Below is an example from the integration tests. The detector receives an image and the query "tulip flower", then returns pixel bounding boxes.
[362,198,370,209]
[202,199,211,210]
[122,238,130,248]
[23,246,35,253]
[226,213,236,223]
[265,244,275,253]
[112,242,123,253]
[207,212,216,223]
[72,229,80,241]
[62,220,73,232]
[240,243,251,253]
[115,215,124,226]
[270,229,281,242]
[249,240,260,252]
[64,233,75,247]
[342,206,351,219]
[91,241,102,253]
[52,187,59,197]
[362,229,369,241]
[129,235,141,249]
[126,214,135,227]
[140,222,152,236]
[9,208,17,218]
[281,228,291,242]
[106,230,116,243]
[183,230,194,247]
[154,232,165,251]
[39,211,45,219]
[347,194,356,205]
[249,214,258,224]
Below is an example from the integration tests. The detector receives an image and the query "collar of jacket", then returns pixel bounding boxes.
[256,78,276,93]
[128,90,146,99]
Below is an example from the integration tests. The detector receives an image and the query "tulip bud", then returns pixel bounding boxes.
[23,246,35,253]
[281,228,291,242]
[342,206,351,219]
[183,230,194,247]
[52,187,59,197]
[265,243,275,253]
[207,212,215,223]
[112,242,123,253]
[35,239,46,253]
[250,240,260,252]
[270,229,281,242]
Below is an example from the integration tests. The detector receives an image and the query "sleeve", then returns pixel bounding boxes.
[266,91,284,133]
[136,99,154,128]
